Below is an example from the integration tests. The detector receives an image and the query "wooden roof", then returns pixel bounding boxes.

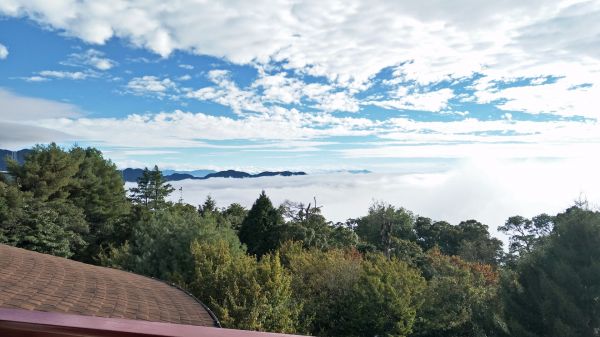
[0,244,218,327]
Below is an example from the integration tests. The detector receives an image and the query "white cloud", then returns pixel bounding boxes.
[33,109,376,148]
[38,70,89,80]
[187,70,269,114]
[178,64,194,70]
[160,157,600,238]
[189,69,360,113]
[0,89,80,149]
[0,88,82,121]
[473,75,600,117]
[63,49,116,70]
[0,43,7,59]
[4,0,599,118]
[23,76,48,82]
[368,88,455,112]
[126,76,178,98]
[20,107,599,164]
[22,70,95,81]
[2,0,598,115]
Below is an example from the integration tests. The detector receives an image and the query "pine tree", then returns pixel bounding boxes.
[7,143,82,201]
[238,191,283,257]
[129,165,174,210]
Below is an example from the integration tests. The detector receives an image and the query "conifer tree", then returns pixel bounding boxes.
[238,191,284,257]
[129,165,174,210]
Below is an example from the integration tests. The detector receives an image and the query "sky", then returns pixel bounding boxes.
[1,1,600,229]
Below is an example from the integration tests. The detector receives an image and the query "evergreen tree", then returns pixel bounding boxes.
[129,165,174,210]
[502,207,600,337]
[7,143,82,201]
[222,203,248,231]
[67,147,130,261]
[238,191,284,257]
[199,195,217,216]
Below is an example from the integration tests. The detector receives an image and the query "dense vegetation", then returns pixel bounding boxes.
[1,143,599,337]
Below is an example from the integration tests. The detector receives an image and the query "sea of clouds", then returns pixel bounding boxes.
[126,158,600,242]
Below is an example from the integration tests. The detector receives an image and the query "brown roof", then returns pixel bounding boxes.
[0,244,218,327]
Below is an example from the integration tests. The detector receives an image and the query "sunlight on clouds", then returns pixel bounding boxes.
[160,157,600,238]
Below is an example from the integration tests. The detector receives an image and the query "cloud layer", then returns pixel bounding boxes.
[152,158,600,240]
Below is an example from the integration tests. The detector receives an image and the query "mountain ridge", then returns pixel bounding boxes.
[121,168,307,182]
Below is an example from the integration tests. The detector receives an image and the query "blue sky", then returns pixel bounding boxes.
[1,0,599,173]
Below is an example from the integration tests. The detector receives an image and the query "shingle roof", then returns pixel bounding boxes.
[0,244,218,327]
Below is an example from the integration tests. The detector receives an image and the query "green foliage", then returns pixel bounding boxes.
[8,143,82,201]
[414,217,459,254]
[414,249,505,337]
[2,144,130,260]
[281,242,426,337]
[100,205,241,287]
[238,191,284,257]
[67,147,130,261]
[456,220,504,265]
[502,207,600,337]
[0,198,88,258]
[129,165,175,210]
[355,202,415,259]
[279,200,358,250]
[221,202,248,231]
[415,216,503,265]
[499,214,553,262]
[191,240,302,333]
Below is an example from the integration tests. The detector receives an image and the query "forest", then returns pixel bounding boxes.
[1,143,599,337]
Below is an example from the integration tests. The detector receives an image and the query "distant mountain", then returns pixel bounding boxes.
[1,148,306,181]
[162,169,216,178]
[253,171,307,177]
[346,169,371,174]
[120,168,307,182]
[203,170,252,179]
[0,149,31,171]
[165,173,196,181]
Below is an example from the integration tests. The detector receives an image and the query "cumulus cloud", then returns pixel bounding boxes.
[21,107,599,164]
[368,88,455,112]
[22,70,95,81]
[63,49,116,70]
[2,0,599,117]
[0,43,7,59]
[33,110,376,147]
[125,76,178,98]
[187,70,269,114]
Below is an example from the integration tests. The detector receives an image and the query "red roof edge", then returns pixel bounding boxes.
[0,308,309,337]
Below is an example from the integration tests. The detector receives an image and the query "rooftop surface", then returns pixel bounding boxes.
[0,244,218,327]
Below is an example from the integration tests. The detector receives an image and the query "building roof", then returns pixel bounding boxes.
[0,244,219,327]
